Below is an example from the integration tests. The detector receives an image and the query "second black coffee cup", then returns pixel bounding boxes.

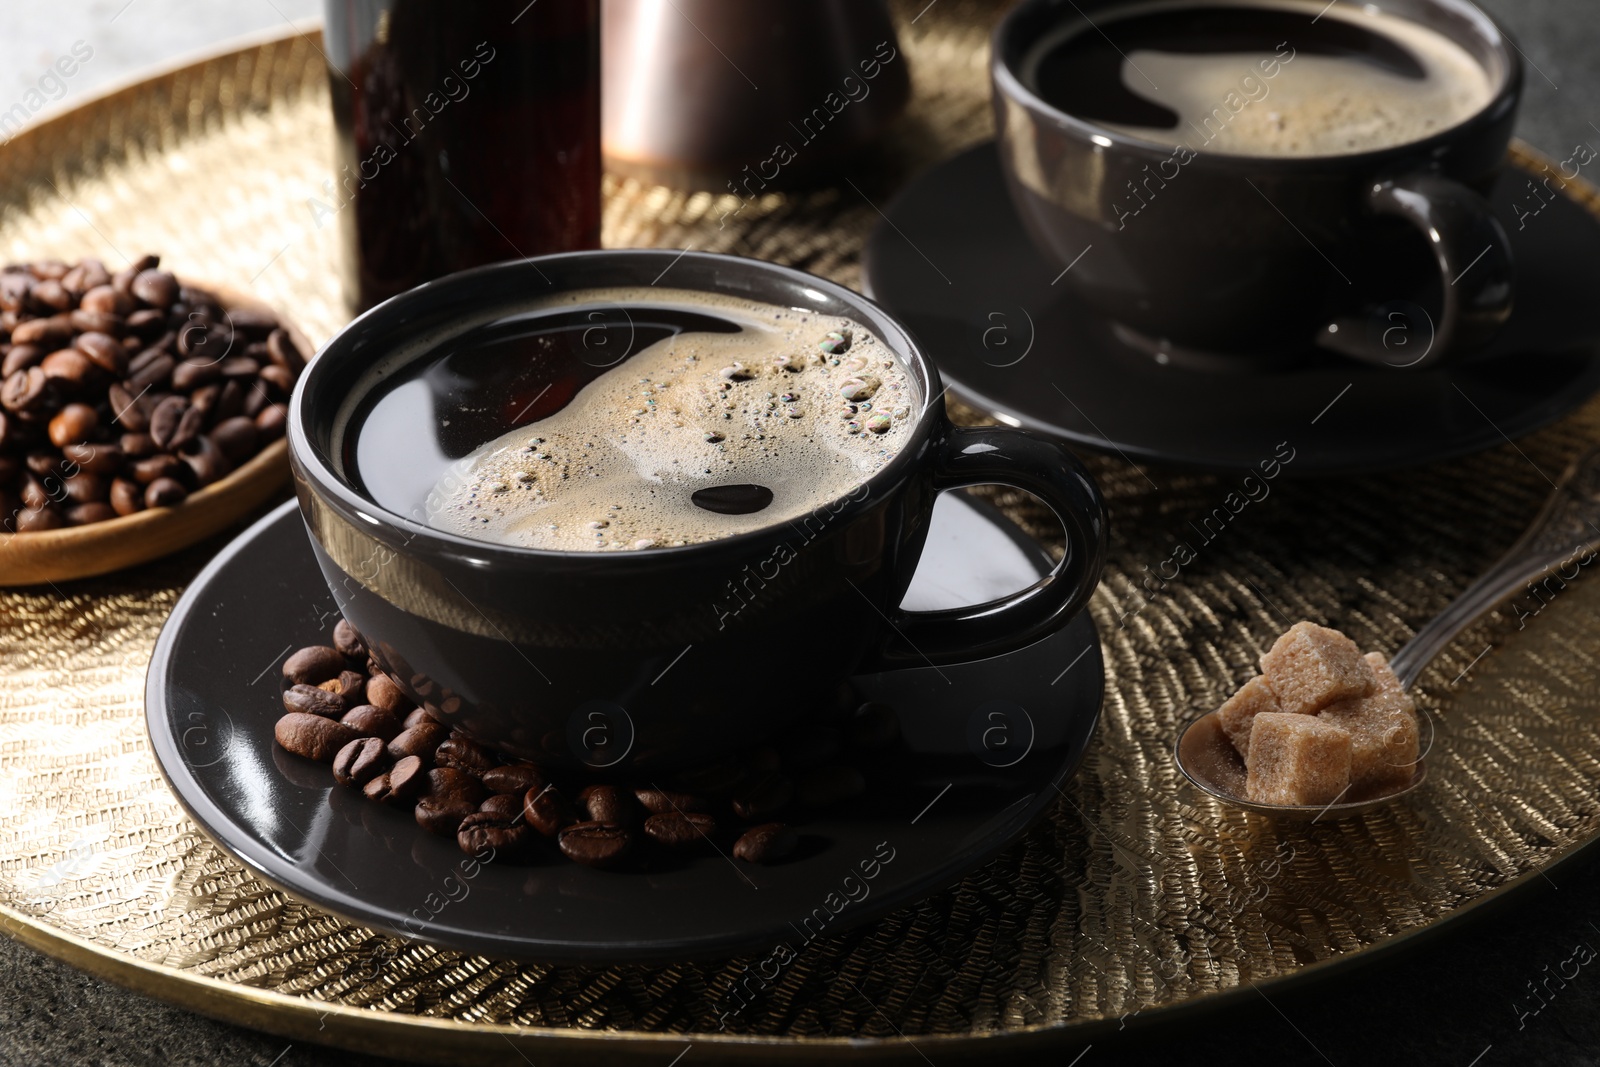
[289,251,1108,772]
[992,0,1523,368]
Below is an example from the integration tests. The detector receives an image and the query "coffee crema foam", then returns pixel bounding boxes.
[1025,1,1495,158]
[429,288,916,551]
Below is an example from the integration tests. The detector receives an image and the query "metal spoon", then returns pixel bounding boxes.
[1175,444,1600,818]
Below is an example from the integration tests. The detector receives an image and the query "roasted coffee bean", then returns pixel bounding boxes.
[129,334,175,372]
[189,381,222,417]
[282,683,346,719]
[362,772,400,806]
[108,385,148,431]
[131,453,182,484]
[387,754,427,800]
[732,774,793,822]
[364,672,411,713]
[482,764,545,795]
[13,504,62,531]
[458,810,534,859]
[0,274,31,312]
[69,308,124,336]
[387,722,448,762]
[219,356,260,379]
[171,358,222,391]
[333,736,390,787]
[10,316,71,348]
[212,378,246,421]
[20,474,51,511]
[1,345,41,376]
[130,269,179,308]
[124,307,166,338]
[243,381,270,417]
[62,473,106,505]
[180,435,231,486]
[282,645,345,685]
[79,285,128,315]
[340,704,403,742]
[781,725,842,770]
[148,395,190,449]
[477,793,524,820]
[143,476,187,508]
[643,811,717,849]
[266,328,305,373]
[30,260,69,281]
[332,619,365,659]
[39,348,97,387]
[125,352,174,391]
[733,822,798,864]
[415,795,478,836]
[427,766,488,804]
[66,502,117,525]
[523,784,575,837]
[796,765,866,808]
[558,821,634,869]
[31,279,70,312]
[578,784,636,826]
[258,367,295,404]
[403,707,432,728]
[330,669,366,703]
[64,259,110,294]
[255,403,287,441]
[119,431,156,457]
[274,712,361,762]
[63,441,120,476]
[435,735,496,776]
[634,787,711,815]
[229,307,280,334]
[73,332,126,374]
[109,477,143,516]
[46,403,96,448]
[1,367,50,412]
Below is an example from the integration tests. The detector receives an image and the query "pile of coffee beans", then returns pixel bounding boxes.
[273,617,900,869]
[0,254,302,532]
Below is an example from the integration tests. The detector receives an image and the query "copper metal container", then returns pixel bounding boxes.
[602,0,911,191]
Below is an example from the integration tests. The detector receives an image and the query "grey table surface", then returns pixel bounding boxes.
[3,1,1600,1065]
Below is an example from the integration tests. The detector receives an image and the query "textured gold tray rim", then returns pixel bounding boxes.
[7,830,1596,1063]
[0,21,1597,1061]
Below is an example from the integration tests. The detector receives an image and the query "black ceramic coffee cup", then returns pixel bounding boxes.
[992,0,1522,369]
[289,251,1107,771]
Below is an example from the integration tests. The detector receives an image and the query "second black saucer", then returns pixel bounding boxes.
[862,142,1600,475]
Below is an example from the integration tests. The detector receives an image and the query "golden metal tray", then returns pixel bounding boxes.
[6,4,1600,1062]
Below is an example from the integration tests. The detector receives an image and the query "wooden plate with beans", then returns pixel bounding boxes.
[0,256,311,587]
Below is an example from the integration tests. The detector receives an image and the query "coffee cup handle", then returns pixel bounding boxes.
[1319,171,1514,370]
[875,425,1108,668]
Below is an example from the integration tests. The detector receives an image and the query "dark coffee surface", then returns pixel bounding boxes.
[1029,4,1423,128]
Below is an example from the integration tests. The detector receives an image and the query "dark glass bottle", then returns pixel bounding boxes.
[323,1,601,312]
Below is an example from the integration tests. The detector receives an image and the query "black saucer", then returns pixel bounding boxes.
[863,142,1600,475]
[145,496,1102,963]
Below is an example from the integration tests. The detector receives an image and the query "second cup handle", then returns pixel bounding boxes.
[1320,171,1515,370]
[873,426,1108,669]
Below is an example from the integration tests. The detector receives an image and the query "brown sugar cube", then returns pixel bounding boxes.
[1259,621,1376,716]
[1318,653,1419,793]
[1218,675,1283,759]
[1365,651,1404,697]
[1244,712,1352,806]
